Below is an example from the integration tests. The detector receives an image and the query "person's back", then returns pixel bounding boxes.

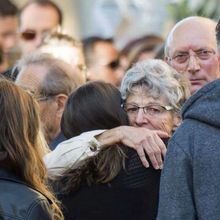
[58,148,162,220]
[157,78,220,219]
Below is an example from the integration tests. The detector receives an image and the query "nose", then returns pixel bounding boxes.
[34,33,44,49]
[4,35,17,52]
[135,108,148,126]
[187,54,200,74]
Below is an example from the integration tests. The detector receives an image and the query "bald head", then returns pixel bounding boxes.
[165,16,218,57]
[164,16,220,94]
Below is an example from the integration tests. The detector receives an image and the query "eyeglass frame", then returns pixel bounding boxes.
[19,26,61,41]
[100,58,121,70]
[167,48,216,68]
[122,103,174,117]
[35,94,58,102]
[22,87,61,102]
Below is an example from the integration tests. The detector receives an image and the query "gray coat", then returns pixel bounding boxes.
[157,78,220,220]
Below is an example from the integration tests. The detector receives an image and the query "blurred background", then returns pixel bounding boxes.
[13,0,220,49]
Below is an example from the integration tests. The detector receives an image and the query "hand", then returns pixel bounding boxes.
[119,126,169,169]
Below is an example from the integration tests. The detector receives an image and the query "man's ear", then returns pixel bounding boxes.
[54,94,68,117]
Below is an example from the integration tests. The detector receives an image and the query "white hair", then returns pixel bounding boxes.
[120,59,190,110]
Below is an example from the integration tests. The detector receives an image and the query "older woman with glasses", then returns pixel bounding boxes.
[120,59,190,136]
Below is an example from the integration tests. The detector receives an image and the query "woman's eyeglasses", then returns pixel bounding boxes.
[123,103,173,117]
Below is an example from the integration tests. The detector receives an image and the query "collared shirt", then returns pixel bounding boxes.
[43,130,105,176]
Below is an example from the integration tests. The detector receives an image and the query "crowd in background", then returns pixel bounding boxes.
[0,0,220,219]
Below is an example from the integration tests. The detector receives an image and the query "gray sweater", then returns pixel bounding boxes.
[157,78,220,220]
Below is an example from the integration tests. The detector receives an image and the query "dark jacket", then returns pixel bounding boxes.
[157,78,220,220]
[58,147,164,220]
[0,169,54,220]
[49,132,66,150]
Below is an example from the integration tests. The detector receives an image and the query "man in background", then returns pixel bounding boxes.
[19,0,62,55]
[83,36,124,87]
[15,53,82,150]
[165,16,219,94]
[0,0,18,72]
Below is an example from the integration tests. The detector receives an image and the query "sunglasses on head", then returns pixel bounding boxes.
[106,59,120,70]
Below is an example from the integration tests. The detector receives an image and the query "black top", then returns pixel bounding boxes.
[2,66,18,81]
[58,147,163,220]
[49,132,66,150]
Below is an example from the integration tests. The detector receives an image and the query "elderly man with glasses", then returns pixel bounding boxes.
[157,17,220,219]
[165,16,219,94]
[15,52,82,150]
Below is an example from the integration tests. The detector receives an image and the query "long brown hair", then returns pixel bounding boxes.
[0,78,63,220]
[57,81,129,194]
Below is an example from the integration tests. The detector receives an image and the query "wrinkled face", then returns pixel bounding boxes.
[15,64,60,144]
[87,41,124,87]
[19,4,59,55]
[167,21,220,94]
[124,86,179,135]
[0,16,18,53]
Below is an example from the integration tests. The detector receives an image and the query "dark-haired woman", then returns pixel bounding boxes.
[0,78,63,220]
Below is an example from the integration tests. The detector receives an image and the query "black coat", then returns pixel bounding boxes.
[0,169,54,220]
[58,147,163,220]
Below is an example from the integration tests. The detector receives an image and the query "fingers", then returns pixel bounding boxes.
[154,136,167,158]
[136,146,149,168]
[155,130,170,138]
[142,139,162,170]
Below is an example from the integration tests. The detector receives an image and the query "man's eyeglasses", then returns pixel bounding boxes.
[20,30,38,41]
[123,103,173,117]
[168,48,216,67]
[20,27,60,41]
[22,87,58,102]
[35,95,57,102]
[105,59,120,70]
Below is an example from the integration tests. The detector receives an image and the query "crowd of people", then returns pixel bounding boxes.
[0,0,220,219]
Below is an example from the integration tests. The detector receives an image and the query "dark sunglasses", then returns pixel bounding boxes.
[106,59,120,70]
[20,29,55,41]
[20,30,37,41]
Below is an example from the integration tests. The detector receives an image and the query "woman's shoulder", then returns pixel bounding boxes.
[0,173,52,219]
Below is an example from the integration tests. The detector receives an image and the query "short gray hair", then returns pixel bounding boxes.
[16,52,82,96]
[120,59,190,110]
